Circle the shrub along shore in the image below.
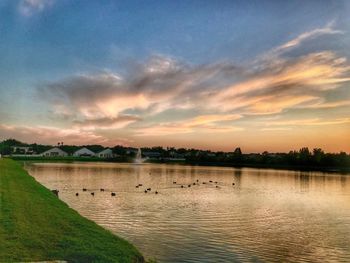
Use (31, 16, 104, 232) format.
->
(0, 158, 144, 262)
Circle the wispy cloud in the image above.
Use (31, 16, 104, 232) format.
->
(0, 124, 132, 146)
(297, 100, 350, 109)
(18, 0, 54, 16)
(268, 20, 343, 57)
(0, 124, 103, 144)
(40, 50, 349, 122)
(33, 22, 350, 141)
(214, 51, 350, 114)
(135, 114, 242, 136)
(266, 117, 350, 127)
(73, 115, 142, 130)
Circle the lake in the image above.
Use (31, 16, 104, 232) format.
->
(25, 162, 350, 262)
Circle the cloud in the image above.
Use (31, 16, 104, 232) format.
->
(73, 115, 142, 130)
(296, 100, 350, 109)
(18, 0, 54, 16)
(268, 20, 343, 57)
(39, 57, 242, 123)
(213, 51, 350, 114)
(36, 23, 350, 139)
(0, 124, 132, 146)
(266, 117, 350, 127)
(135, 114, 243, 136)
(0, 124, 103, 144)
(41, 51, 349, 119)
(261, 127, 292, 131)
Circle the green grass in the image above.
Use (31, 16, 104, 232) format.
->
(0, 158, 144, 262)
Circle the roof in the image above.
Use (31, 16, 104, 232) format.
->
(97, 148, 113, 154)
(41, 147, 68, 154)
(73, 147, 95, 155)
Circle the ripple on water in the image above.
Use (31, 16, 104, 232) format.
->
(26, 162, 350, 263)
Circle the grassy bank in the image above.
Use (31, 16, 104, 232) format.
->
(0, 158, 144, 262)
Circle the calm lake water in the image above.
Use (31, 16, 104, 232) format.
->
(26, 162, 350, 263)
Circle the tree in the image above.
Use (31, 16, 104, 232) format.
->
(312, 148, 324, 165)
(299, 147, 311, 165)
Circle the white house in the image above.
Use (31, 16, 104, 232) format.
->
(11, 146, 34, 155)
(96, 148, 114, 158)
(73, 147, 95, 157)
(41, 147, 68, 157)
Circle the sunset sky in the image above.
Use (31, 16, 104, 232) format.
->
(0, 0, 349, 152)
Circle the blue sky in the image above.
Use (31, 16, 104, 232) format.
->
(0, 0, 349, 152)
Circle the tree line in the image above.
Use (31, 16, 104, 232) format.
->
(1, 139, 349, 171)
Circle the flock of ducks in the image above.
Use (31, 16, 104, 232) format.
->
(52, 175, 236, 198)
(64, 179, 236, 198)
(74, 188, 118, 197)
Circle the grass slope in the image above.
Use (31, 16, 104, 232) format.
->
(0, 158, 144, 262)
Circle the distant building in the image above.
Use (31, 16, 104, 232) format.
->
(125, 147, 138, 155)
(169, 151, 185, 159)
(41, 147, 68, 157)
(73, 147, 95, 157)
(11, 146, 34, 155)
(143, 151, 161, 159)
(96, 148, 114, 158)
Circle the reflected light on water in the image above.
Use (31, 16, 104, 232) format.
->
(26, 162, 350, 263)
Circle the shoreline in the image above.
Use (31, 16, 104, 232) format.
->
(0, 158, 145, 262)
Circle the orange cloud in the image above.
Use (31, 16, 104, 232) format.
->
(28, 24, 350, 151)
(0, 124, 130, 146)
(135, 114, 242, 136)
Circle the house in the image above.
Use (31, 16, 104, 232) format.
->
(143, 151, 161, 159)
(11, 146, 34, 155)
(96, 148, 114, 158)
(41, 147, 68, 157)
(169, 151, 185, 159)
(73, 147, 95, 157)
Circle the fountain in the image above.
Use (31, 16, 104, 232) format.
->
(134, 148, 145, 164)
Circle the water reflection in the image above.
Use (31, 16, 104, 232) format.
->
(26, 162, 350, 263)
